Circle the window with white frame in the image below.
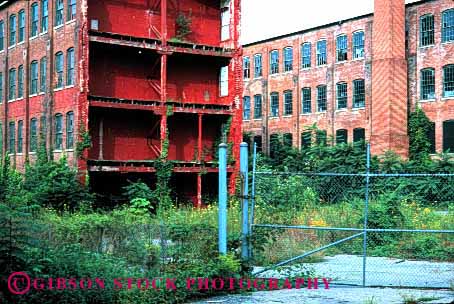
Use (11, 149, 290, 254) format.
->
(336, 34, 347, 62)
(317, 85, 327, 111)
(352, 31, 364, 59)
(337, 82, 347, 109)
(353, 79, 365, 108)
(316, 40, 327, 65)
(284, 47, 293, 72)
(302, 87, 311, 114)
(270, 50, 279, 74)
(254, 54, 262, 77)
(443, 65, 454, 98)
(420, 68, 435, 100)
(283, 90, 292, 115)
(301, 42, 311, 68)
(442, 9, 454, 43)
(253, 94, 262, 118)
(420, 14, 434, 46)
(270, 92, 279, 117)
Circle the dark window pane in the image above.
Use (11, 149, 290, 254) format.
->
(336, 129, 348, 144)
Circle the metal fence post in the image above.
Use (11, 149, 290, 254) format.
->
(362, 143, 371, 287)
(249, 142, 257, 258)
(218, 143, 228, 255)
(240, 142, 249, 261)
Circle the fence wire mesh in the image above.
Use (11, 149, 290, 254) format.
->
(251, 171, 454, 288)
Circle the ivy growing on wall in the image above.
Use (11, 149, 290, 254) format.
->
(408, 106, 434, 161)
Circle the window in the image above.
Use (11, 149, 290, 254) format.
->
(283, 90, 292, 115)
(317, 85, 327, 112)
(336, 35, 347, 62)
(427, 122, 436, 154)
(253, 94, 262, 119)
(270, 50, 279, 74)
(243, 56, 250, 79)
(443, 65, 454, 98)
(316, 130, 327, 145)
(420, 14, 434, 46)
(353, 79, 365, 108)
(40, 115, 46, 136)
(269, 134, 279, 158)
(443, 120, 454, 152)
(254, 54, 262, 77)
(420, 68, 435, 100)
(31, 2, 39, 37)
(316, 40, 327, 65)
(336, 129, 348, 144)
(8, 68, 16, 101)
(301, 131, 311, 149)
(220, 7, 230, 41)
(40, 56, 47, 92)
(17, 120, 23, 153)
(67, 0, 76, 21)
(17, 65, 23, 98)
(55, 52, 64, 89)
(8, 122, 15, 154)
(301, 43, 311, 68)
(337, 82, 347, 109)
(219, 65, 228, 96)
(353, 128, 365, 142)
(253, 135, 262, 153)
(302, 87, 311, 114)
(30, 118, 38, 152)
(66, 48, 75, 86)
(0, 123, 2, 156)
(54, 114, 63, 150)
(18, 10, 25, 42)
(66, 111, 74, 149)
(352, 31, 364, 59)
(442, 9, 454, 43)
(41, 0, 48, 32)
(0, 20, 4, 51)
(270, 92, 279, 117)
(283, 133, 292, 147)
(9, 14, 16, 46)
(0, 73, 3, 103)
(30, 61, 38, 94)
(284, 47, 293, 72)
(56, 0, 64, 27)
(243, 96, 250, 120)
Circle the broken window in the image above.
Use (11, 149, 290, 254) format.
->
(56, 0, 64, 27)
(420, 14, 434, 46)
(54, 114, 63, 150)
(316, 40, 327, 66)
(352, 31, 364, 59)
(301, 131, 312, 149)
(336, 129, 348, 144)
(336, 34, 347, 62)
(301, 42, 311, 68)
(17, 120, 23, 153)
(41, 0, 48, 33)
(67, 48, 75, 86)
(443, 120, 454, 152)
(270, 92, 279, 117)
(243, 56, 250, 79)
(0, 20, 4, 51)
(17, 65, 23, 98)
(66, 111, 74, 149)
(243, 96, 251, 120)
(353, 128, 365, 142)
(18, 10, 25, 42)
(284, 47, 293, 72)
(254, 54, 262, 77)
(68, 0, 76, 21)
(31, 60, 38, 94)
(219, 65, 228, 96)
(40, 57, 47, 92)
(353, 79, 365, 108)
(442, 9, 454, 43)
(302, 87, 311, 114)
(283, 90, 293, 115)
(31, 2, 39, 37)
(317, 85, 327, 112)
(420, 68, 435, 100)
(254, 94, 262, 118)
(8, 121, 15, 154)
(443, 65, 454, 98)
(9, 14, 16, 46)
(30, 118, 38, 152)
(270, 50, 279, 74)
(8, 68, 16, 100)
(336, 82, 347, 109)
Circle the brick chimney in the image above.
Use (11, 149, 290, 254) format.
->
(370, 0, 409, 157)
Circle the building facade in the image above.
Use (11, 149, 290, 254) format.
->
(242, 0, 454, 157)
(0, 0, 242, 205)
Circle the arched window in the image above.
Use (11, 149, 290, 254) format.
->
(443, 65, 454, 98)
(8, 68, 16, 100)
(302, 87, 311, 114)
(0, 20, 4, 50)
(442, 9, 454, 43)
(243, 96, 250, 120)
(55, 51, 64, 88)
(283, 47, 293, 72)
(270, 92, 279, 117)
(66, 47, 75, 86)
(420, 14, 434, 46)
(301, 43, 311, 68)
(17, 65, 23, 98)
(270, 50, 279, 74)
(253, 94, 262, 119)
(18, 10, 25, 42)
(30, 3, 39, 37)
(352, 31, 364, 59)
(66, 111, 74, 149)
(30, 118, 38, 152)
(316, 40, 327, 65)
(54, 113, 63, 150)
(41, 0, 48, 33)
(317, 85, 327, 112)
(9, 14, 16, 46)
(30, 61, 39, 94)
(283, 90, 293, 115)
(353, 128, 365, 142)
(40, 57, 47, 92)
(17, 120, 23, 153)
(55, 0, 64, 26)
(336, 34, 347, 62)
(67, 0, 76, 21)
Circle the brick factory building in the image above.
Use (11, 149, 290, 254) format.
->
(242, 0, 454, 157)
(0, 0, 242, 206)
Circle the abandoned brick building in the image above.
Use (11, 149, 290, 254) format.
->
(242, 0, 454, 157)
(0, 0, 242, 205)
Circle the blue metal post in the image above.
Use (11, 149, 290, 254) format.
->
(249, 142, 257, 258)
(240, 142, 249, 261)
(362, 143, 371, 287)
(218, 143, 228, 255)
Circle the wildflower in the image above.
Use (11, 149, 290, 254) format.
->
(423, 208, 431, 214)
